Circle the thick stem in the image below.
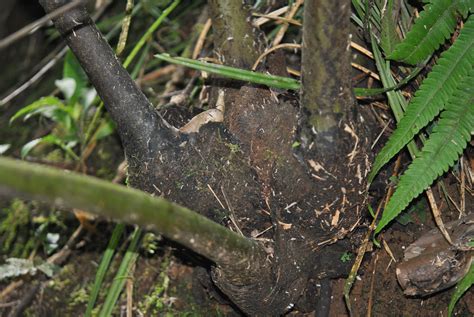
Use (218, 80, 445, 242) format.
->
(301, 0, 354, 132)
(208, 0, 261, 68)
(0, 157, 265, 268)
(38, 0, 172, 160)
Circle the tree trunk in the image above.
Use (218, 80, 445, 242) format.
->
(37, 0, 375, 315)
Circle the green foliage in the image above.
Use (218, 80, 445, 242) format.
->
(10, 51, 114, 161)
(376, 69, 473, 234)
(370, 15, 474, 183)
(155, 54, 301, 90)
(372, 13, 474, 235)
(388, 0, 473, 64)
(0, 199, 30, 254)
(380, 0, 400, 55)
(448, 263, 474, 316)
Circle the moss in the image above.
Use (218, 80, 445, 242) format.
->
(0, 199, 31, 255)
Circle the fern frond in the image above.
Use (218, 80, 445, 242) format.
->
(388, 0, 471, 65)
(375, 69, 474, 234)
(368, 15, 474, 183)
(380, 0, 400, 55)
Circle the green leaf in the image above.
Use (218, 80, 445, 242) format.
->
(155, 54, 301, 90)
(380, 0, 400, 55)
(55, 78, 77, 102)
(10, 97, 65, 124)
(369, 16, 474, 183)
(21, 139, 43, 159)
(21, 134, 79, 160)
(448, 263, 474, 316)
(99, 227, 141, 317)
(63, 50, 88, 103)
(0, 144, 10, 155)
(388, 0, 472, 64)
(85, 224, 125, 317)
(375, 68, 474, 234)
(94, 120, 116, 141)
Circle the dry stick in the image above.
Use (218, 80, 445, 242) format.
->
(252, 43, 301, 70)
(367, 254, 379, 317)
(0, 1, 112, 107)
(253, 12, 301, 26)
(192, 18, 212, 59)
(0, 46, 68, 106)
(351, 62, 380, 80)
(116, 0, 134, 56)
(426, 188, 452, 244)
(272, 0, 303, 46)
(0, 0, 85, 50)
(139, 64, 177, 83)
(253, 6, 289, 26)
(350, 42, 374, 59)
(460, 157, 466, 215)
(126, 261, 136, 317)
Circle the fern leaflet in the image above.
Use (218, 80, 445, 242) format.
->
(388, 0, 472, 64)
(375, 69, 474, 234)
(368, 15, 474, 183)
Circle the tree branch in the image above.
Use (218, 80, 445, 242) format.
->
(0, 157, 265, 268)
(38, 0, 174, 160)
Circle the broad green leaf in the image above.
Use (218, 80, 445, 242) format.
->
(55, 78, 76, 101)
(0, 144, 10, 155)
(10, 97, 64, 124)
(63, 50, 88, 103)
(21, 139, 43, 159)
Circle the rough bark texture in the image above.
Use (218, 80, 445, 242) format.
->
(39, 0, 374, 315)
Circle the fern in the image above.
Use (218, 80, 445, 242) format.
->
(380, 0, 400, 55)
(375, 68, 474, 234)
(388, 0, 472, 64)
(368, 15, 474, 183)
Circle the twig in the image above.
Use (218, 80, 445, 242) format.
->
(426, 187, 452, 244)
(252, 43, 301, 70)
(0, 46, 68, 106)
(0, 0, 85, 51)
(192, 18, 212, 59)
(367, 254, 378, 317)
(272, 0, 303, 46)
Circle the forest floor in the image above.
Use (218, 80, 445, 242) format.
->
(0, 1, 473, 316)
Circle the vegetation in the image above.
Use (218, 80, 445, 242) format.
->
(0, 0, 472, 315)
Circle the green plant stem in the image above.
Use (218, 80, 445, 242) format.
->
(123, 0, 180, 69)
(99, 226, 141, 317)
(85, 223, 125, 317)
(0, 157, 263, 267)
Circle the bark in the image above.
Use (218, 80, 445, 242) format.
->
(301, 0, 354, 134)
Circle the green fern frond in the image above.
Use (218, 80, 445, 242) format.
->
(380, 0, 400, 55)
(388, 0, 472, 64)
(368, 15, 474, 183)
(375, 69, 474, 234)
